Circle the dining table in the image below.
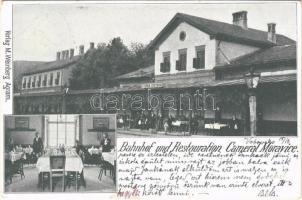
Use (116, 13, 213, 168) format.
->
(204, 123, 228, 135)
(171, 120, 189, 133)
(5, 151, 26, 181)
(88, 148, 102, 155)
(102, 152, 115, 166)
(5, 151, 25, 163)
(36, 151, 84, 191)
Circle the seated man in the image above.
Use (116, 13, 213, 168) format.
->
(75, 140, 85, 155)
(100, 133, 111, 152)
(74, 140, 87, 162)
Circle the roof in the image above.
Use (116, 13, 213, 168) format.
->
(115, 65, 154, 80)
(215, 44, 296, 69)
(22, 55, 80, 76)
(149, 13, 295, 49)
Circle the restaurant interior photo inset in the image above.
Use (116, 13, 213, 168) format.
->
(4, 114, 116, 193)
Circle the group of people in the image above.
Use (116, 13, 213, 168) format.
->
(117, 112, 242, 135)
(75, 133, 112, 153)
(7, 130, 113, 159)
(118, 113, 202, 135)
(75, 133, 112, 163)
(7, 132, 44, 156)
(118, 113, 162, 130)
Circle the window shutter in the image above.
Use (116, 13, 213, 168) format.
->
(193, 58, 197, 69)
(166, 62, 170, 72)
(160, 63, 164, 72)
(200, 54, 205, 69)
(176, 60, 180, 71)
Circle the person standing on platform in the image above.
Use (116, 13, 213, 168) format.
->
(229, 115, 240, 135)
(33, 132, 43, 157)
(164, 119, 169, 135)
(215, 106, 221, 123)
(168, 115, 173, 133)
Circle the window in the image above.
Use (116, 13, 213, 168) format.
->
(27, 77, 31, 88)
(160, 52, 171, 73)
(49, 73, 53, 86)
(193, 45, 205, 69)
(46, 115, 78, 147)
(38, 75, 42, 87)
(22, 77, 27, 89)
(179, 31, 186, 41)
(55, 72, 60, 85)
(176, 49, 187, 71)
(32, 76, 36, 88)
(43, 74, 47, 87)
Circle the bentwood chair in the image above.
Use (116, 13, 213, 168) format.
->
(49, 155, 66, 192)
(98, 155, 114, 181)
(66, 170, 86, 191)
(5, 160, 13, 185)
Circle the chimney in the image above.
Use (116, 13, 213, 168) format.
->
(65, 50, 69, 59)
(79, 45, 84, 55)
(90, 42, 95, 49)
(56, 52, 61, 60)
(232, 11, 248, 29)
(267, 23, 276, 43)
(70, 48, 74, 59)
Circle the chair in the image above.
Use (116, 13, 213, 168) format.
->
(5, 160, 13, 185)
(66, 170, 86, 191)
(12, 159, 25, 180)
(98, 156, 114, 181)
(17, 158, 25, 179)
(49, 155, 66, 192)
(40, 172, 50, 191)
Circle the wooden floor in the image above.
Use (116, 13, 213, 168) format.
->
(5, 165, 116, 193)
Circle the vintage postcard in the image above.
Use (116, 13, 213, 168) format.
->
(0, 1, 301, 200)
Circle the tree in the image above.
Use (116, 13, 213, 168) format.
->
(69, 37, 154, 90)
(130, 42, 154, 69)
(69, 45, 110, 90)
(106, 37, 135, 76)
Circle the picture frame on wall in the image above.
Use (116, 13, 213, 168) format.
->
(93, 117, 109, 130)
(15, 117, 29, 130)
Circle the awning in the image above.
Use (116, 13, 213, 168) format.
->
(14, 73, 296, 97)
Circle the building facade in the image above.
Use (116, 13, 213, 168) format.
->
(14, 11, 297, 136)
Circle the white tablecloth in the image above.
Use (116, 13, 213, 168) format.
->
(36, 155, 84, 173)
(5, 152, 25, 162)
(205, 123, 228, 130)
(102, 152, 115, 166)
(88, 148, 102, 155)
(172, 121, 189, 126)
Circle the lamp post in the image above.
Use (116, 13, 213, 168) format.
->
(244, 70, 261, 136)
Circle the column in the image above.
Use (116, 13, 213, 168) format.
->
(249, 95, 257, 136)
